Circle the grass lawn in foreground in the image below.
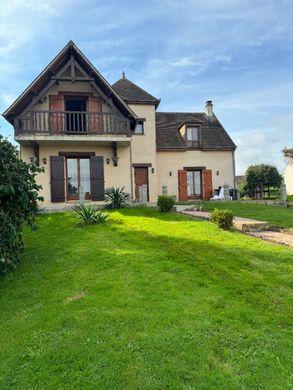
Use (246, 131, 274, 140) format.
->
(0, 207, 292, 389)
(201, 201, 293, 230)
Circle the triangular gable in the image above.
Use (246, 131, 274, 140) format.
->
(3, 41, 137, 128)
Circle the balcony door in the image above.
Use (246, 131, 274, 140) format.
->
(65, 97, 87, 133)
(66, 157, 91, 200)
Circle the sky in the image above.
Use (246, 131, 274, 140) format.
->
(0, 0, 292, 175)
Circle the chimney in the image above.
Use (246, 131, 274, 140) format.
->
(205, 100, 213, 116)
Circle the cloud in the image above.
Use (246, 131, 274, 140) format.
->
(0, 0, 292, 174)
(235, 129, 286, 175)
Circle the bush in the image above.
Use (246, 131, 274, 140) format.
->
(73, 203, 108, 225)
(157, 195, 175, 212)
(211, 208, 234, 230)
(287, 195, 293, 202)
(0, 136, 43, 275)
(105, 186, 130, 209)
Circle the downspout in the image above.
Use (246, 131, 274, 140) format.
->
(232, 150, 236, 188)
(129, 138, 134, 202)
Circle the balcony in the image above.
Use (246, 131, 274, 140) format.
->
(15, 111, 130, 137)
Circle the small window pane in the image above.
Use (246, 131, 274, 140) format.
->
(135, 121, 144, 134)
(80, 159, 90, 194)
(67, 158, 78, 195)
(187, 171, 194, 196)
(194, 171, 201, 195)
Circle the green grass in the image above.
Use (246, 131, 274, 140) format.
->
(0, 207, 292, 389)
(201, 201, 293, 230)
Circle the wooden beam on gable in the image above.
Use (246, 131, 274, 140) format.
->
(18, 79, 58, 117)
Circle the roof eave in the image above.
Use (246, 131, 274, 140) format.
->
(123, 98, 161, 109)
(3, 41, 138, 124)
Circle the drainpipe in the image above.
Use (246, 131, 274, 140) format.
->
(129, 139, 134, 201)
(232, 151, 236, 188)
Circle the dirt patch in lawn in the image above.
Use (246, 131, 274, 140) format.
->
(65, 291, 86, 303)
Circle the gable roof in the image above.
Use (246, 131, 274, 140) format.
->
(112, 76, 160, 107)
(3, 41, 137, 127)
(156, 112, 236, 151)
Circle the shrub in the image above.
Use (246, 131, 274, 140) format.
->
(72, 204, 108, 226)
(105, 186, 130, 209)
(211, 208, 234, 230)
(0, 136, 43, 275)
(157, 195, 175, 212)
(287, 194, 293, 202)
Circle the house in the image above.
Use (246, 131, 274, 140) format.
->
(284, 148, 293, 195)
(3, 41, 236, 209)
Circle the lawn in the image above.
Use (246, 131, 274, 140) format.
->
(201, 201, 293, 230)
(0, 207, 292, 389)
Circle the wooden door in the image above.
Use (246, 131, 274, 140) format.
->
(202, 169, 213, 200)
(134, 167, 149, 202)
(178, 170, 188, 201)
(88, 96, 103, 133)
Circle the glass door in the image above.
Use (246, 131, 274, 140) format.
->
(66, 158, 91, 200)
(187, 170, 202, 198)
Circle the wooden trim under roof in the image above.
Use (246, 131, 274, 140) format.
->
(2, 41, 138, 128)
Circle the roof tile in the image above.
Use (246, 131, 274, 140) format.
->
(156, 112, 236, 150)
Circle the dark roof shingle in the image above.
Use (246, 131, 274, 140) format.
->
(112, 77, 160, 107)
(156, 112, 236, 151)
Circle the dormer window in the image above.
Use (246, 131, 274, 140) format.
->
(186, 126, 199, 148)
(134, 119, 145, 134)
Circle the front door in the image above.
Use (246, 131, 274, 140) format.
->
(134, 167, 149, 202)
(186, 170, 202, 199)
(66, 157, 91, 200)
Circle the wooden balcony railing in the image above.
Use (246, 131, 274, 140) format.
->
(15, 111, 130, 136)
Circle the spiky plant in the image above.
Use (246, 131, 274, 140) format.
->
(104, 186, 130, 209)
(72, 204, 108, 226)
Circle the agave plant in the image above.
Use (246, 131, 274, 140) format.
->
(72, 203, 108, 226)
(104, 186, 130, 209)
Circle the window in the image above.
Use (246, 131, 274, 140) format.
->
(187, 170, 202, 198)
(66, 157, 90, 200)
(186, 126, 199, 148)
(134, 120, 144, 134)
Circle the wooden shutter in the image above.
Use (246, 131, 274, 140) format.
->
(88, 96, 103, 133)
(90, 156, 104, 200)
(50, 156, 65, 202)
(202, 169, 213, 200)
(49, 95, 64, 134)
(178, 170, 188, 201)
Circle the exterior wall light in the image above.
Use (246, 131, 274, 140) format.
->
(112, 156, 119, 166)
(151, 168, 155, 173)
(216, 170, 219, 176)
(106, 158, 110, 164)
(169, 171, 172, 176)
(42, 157, 47, 165)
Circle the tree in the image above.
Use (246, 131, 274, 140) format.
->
(0, 136, 43, 274)
(283, 147, 293, 159)
(243, 164, 282, 198)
